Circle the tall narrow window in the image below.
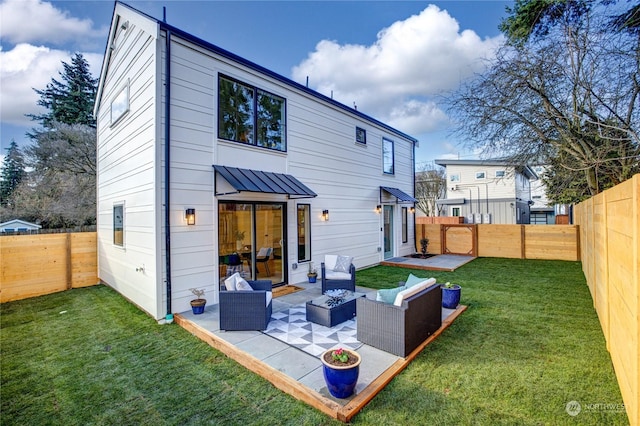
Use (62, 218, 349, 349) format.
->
(402, 207, 408, 243)
(257, 89, 285, 150)
(113, 204, 124, 247)
(382, 138, 394, 174)
(297, 204, 311, 262)
(110, 82, 129, 125)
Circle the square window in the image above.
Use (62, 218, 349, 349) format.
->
(356, 127, 366, 144)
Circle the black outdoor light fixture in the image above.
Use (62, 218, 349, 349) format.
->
(376, 205, 382, 213)
(322, 209, 330, 221)
(185, 208, 196, 225)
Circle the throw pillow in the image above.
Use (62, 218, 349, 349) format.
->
(333, 255, 353, 273)
(376, 285, 406, 304)
(224, 272, 240, 291)
(235, 277, 253, 291)
(405, 273, 425, 287)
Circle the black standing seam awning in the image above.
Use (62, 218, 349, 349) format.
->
(213, 165, 317, 199)
(380, 186, 417, 203)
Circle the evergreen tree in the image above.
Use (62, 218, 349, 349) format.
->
(28, 53, 98, 129)
(0, 140, 26, 207)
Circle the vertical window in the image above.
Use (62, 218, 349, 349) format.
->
(113, 204, 124, 247)
(110, 82, 129, 125)
(218, 75, 286, 151)
(382, 138, 394, 174)
(257, 89, 285, 150)
(402, 207, 408, 243)
(297, 204, 311, 262)
(452, 207, 461, 216)
(356, 127, 366, 144)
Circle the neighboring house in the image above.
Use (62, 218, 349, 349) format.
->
(434, 159, 537, 224)
(0, 219, 41, 234)
(529, 165, 556, 224)
(94, 2, 418, 320)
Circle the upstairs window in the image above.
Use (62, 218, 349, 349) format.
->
(382, 138, 394, 174)
(218, 75, 286, 151)
(449, 174, 460, 182)
(110, 82, 129, 125)
(495, 170, 505, 178)
(356, 127, 366, 144)
(475, 171, 486, 180)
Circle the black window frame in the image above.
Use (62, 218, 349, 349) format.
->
(218, 74, 286, 152)
(382, 137, 394, 175)
(356, 126, 366, 145)
(401, 206, 408, 243)
(297, 204, 311, 263)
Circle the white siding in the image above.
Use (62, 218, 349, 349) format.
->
(96, 7, 162, 318)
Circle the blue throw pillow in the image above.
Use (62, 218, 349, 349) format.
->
(376, 285, 407, 304)
(405, 273, 425, 288)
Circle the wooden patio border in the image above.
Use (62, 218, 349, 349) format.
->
(175, 305, 466, 422)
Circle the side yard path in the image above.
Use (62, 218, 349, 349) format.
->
(0, 258, 628, 425)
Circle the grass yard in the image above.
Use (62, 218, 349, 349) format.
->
(1, 258, 628, 425)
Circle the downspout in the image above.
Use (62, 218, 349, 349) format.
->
(164, 24, 173, 321)
(412, 141, 417, 252)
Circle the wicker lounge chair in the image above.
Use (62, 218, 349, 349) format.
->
(321, 254, 356, 293)
(219, 279, 273, 331)
(356, 282, 442, 357)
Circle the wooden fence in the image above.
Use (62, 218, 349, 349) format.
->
(575, 174, 639, 426)
(0, 232, 98, 303)
(415, 223, 580, 261)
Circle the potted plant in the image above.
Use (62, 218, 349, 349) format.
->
(190, 288, 206, 314)
(441, 281, 461, 309)
(234, 230, 246, 251)
(307, 262, 318, 283)
(420, 238, 429, 258)
(320, 348, 361, 398)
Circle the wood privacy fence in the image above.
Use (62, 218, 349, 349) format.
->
(575, 174, 639, 426)
(0, 232, 98, 303)
(415, 223, 580, 261)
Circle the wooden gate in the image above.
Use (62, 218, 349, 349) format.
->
(441, 224, 477, 256)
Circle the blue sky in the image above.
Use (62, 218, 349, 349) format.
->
(0, 0, 510, 168)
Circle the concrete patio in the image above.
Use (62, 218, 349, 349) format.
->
(175, 275, 466, 422)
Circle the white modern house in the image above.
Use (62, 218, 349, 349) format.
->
(94, 2, 418, 320)
(529, 165, 556, 224)
(434, 159, 537, 224)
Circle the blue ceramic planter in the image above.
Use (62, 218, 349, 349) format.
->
(441, 285, 461, 309)
(308, 275, 317, 283)
(191, 300, 206, 315)
(321, 350, 361, 398)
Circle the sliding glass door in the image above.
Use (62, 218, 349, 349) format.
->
(218, 202, 285, 285)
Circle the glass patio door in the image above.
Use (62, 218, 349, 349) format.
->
(218, 202, 285, 285)
(383, 205, 394, 259)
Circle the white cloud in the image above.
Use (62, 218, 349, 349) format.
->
(0, 43, 102, 127)
(292, 4, 503, 136)
(0, 0, 104, 46)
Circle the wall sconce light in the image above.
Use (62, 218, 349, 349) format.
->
(185, 208, 196, 225)
(376, 205, 382, 213)
(322, 209, 329, 221)
(410, 206, 416, 214)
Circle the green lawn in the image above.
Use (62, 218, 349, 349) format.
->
(1, 258, 627, 425)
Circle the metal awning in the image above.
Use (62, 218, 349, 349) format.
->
(213, 165, 317, 199)
(380, 186, 417, 203)
(436, 198, 466, 205)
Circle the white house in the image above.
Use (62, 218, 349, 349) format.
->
(434, 159, 537, 224)
(94, 2, 419, 320)
(0, 219, 41, 234)
(529, 165, 556, 224)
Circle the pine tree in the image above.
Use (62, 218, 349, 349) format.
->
(0, 140, 26, 207)
(28, 53, 98, 129)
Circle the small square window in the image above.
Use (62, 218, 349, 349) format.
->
(475, 171, 486, 179)
(450, 174, 460, 182)
(356, 127, 366, 144)
(495, 170, 505, 178)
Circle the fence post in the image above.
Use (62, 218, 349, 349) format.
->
(66, 233, 72, 290)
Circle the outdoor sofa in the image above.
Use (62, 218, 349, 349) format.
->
(356, 278, 442, 357)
